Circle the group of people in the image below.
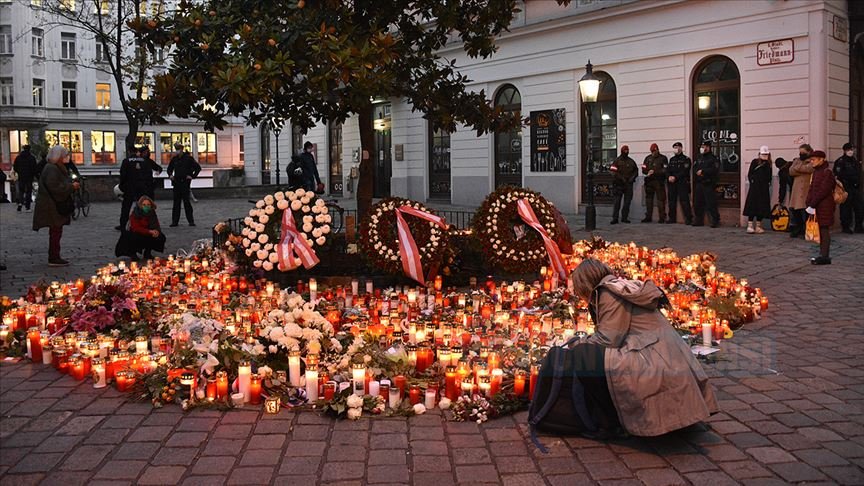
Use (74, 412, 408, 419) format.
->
(610, 141, 723, 227)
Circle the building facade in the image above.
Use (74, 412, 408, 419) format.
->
(0, 0, 245, 189)
(245, 0, 856, 223)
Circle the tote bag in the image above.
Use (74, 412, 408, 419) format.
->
(805, 215, 820, 244)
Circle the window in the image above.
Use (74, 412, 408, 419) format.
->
(0, 26, 11, 55)
(31, 28, 44, 57)
(196, 132, 217, 164)
(9, 130, 29, 165)
(238, 135, 245, 163)
(328, 122, 343, 195)
(693, 55, 741, 206)
(96, 83, 110, 109)
(291, 124, 304, 156)
(32, 79, 44, 107)
(91, 130, 116, 164)
(31, 0, 43, 7)
(136, 131, 155, 152)
(153, 48, 164, 65)
(61, 33, 76, 61)
(139, 86, 149, 100)
(429, 126, 451, 200)
(59, 0, 75, 11)
(95, 41, 108, 63)
(581, 71, 616, 203)
(159, 132, 191, 164)
(62, 81, 76, 108)
(494, 84, 522, 188)
(44, 130, 84, 164)
(93, 0, 109, 15)
(0, 78, 12, 105)
(260, 125, 271, 185)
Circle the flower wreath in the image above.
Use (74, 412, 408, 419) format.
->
(359, 198, 450, 278)
(238, 189, 332, 271)
(472, 186, 560, 274)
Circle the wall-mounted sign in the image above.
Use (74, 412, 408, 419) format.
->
(530, 109, 566, 172)
(394, 144, 404, 161)
(833, 15, 848, 42)
(757, 39, 794, 66)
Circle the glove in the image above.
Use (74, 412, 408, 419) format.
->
(805, 207, 816, 215)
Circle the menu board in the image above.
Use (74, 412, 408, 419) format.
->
(530, 109, 566, 172)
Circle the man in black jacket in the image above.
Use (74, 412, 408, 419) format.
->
(13, 145, 37, 212)
(139, 147, 163, 198)
(610, 145, 637, 224)
(834, 142, 863, 234)
(641, 143, 668, 223)
(299, 141, 322, 192)
(693, 141, 721, 227)
(666, 142, 693, 225)
(167, 142, 201, 226)
(117, 146, 162, 231)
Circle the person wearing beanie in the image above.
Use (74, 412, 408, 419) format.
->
(666, 142, 693, 225)
(833, 142, 862, 234)
(743, 146, 773, 234)
(805, 150, 836, 264)
(775, 156, 793, 206)
(610, 145, 638, 224)
(693, 141, 721, 227)
(641, 143, 668, 223)
(788, 144, 814, 238)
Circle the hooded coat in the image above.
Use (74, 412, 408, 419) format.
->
(586, 276, 718, 436)
(805, 163, 836, 225)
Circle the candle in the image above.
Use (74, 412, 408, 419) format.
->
(368, 380, 380, 398)
(445, 366, 458, 401)
(288, 350, 302, 387)
(352, 364, 366, 396)
(238, 361, 252, 403)
(514, 370, 526, 397)
(309, 278, 318, 301)
(206, 377, 217, 401)
(388, 385, 401, 408)
(702, 322, 712, 346)
(351, 279, 359, 296)
(379, 383, 390, 402)
(180, 372, 196, 401)
(409, 385, 421, 405)
(28, 327, 42, 363)
(365, 280, 373, 295)
(231, 392, 245, 407)
(249, 374, 262, 405)
(92, 358, 107, 388)
(438, 346, 451, 366)
(479, 376, 492, 397)
(216, 371, 229, 400)
(393, 375, 407, 399)
(116, 371, 128, 392)
(70, 356, 85, 381)
(425, 388, 437, 409)
(529, 365, 539, 399)
(491, 368, 503, 396)
(134, 336, 148, 355)
(305, 365, 319, 402)
(324, 381, 336, 401)
(461, 380, 473, 396)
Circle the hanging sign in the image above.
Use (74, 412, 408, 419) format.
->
(757, 39, 794, 66)
(530, 109, 566, 172)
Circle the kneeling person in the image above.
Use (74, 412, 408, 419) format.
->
(116, 196, 166, 260)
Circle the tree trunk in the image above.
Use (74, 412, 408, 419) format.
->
(356, 102, 375, 220)
(125, 121, 139, 154)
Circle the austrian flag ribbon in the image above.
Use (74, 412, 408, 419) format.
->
(276, 209, 320, 271)
(396, 205, 448, 285)
(516, 198, 567, 280)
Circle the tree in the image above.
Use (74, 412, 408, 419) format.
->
(144, 0, 568, 217)
(37, 0, 167, 152)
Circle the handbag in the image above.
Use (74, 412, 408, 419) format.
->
(805, 214, 820, 244)
(834, 180, 848, 205)
(770, 204, 789, 232)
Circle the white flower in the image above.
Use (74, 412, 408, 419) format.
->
(253, 260, 263, 268)
(315, 199, 325, 207)
(245, 249, 253, 257)
(248, 231, 258, 241)
(257, 365, 273, 377)
(296, 188, 306, 198)
(312, 206, 321, 214)
(259, 214, 270, 225)
(347, 394, 364, 408)
(302, 223, 313, 233)
(413, 403, 426, 415)
(306, 340, 321, 354)
(269, 345, 279, 354)
(256, 200, 265, 209)
(438, 397, 452, 410)
(257, 250, 268, 261)
(303, 215, 313, 224)
(291, 200, 302, 211)
(265, 243, 274, 251)
(312, 228, 322, 238)
(251, 243, 261, 252)
(363, 354, 372, 364)
(258, 234, 269, 244)
(264, 195, 275, 206)
(262, 261, 273, 271)
(321, 225, 330, 234)
(275, 191, 285, 201)
(302, 205, 311, 213)
(242, 238, 251, 247)
(346, 408, 362, 420)
(316, 237, 326, 246)
(268, 252, 279, 263)
(249, 209, 258, 217)
(264, 205, 275, 215)
(277, 199, 290, 210)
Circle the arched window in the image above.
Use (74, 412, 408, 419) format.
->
(693, 55, 741, 206)
(494, 84, 522, 188)
(328, 121, 343, 195)
(581, 72, 616, 203)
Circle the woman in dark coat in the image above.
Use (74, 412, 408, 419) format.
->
(33, 146, 78, 266)
(805, 150, 836, 265)
(115, 195, 166, 260)
(743, 146, 773, 234)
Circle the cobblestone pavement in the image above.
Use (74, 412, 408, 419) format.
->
(2, 198, 864, 485)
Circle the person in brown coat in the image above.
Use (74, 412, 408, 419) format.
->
(805, 150, 836, 265)
(571, 259, 718, 437)
(32, 145, 79, 266)
(788, 144, 814, 237)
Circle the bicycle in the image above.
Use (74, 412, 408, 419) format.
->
(71, 174, 91, 220)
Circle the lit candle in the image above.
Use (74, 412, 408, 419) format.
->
(324, 381, 336, 401)
(352, 363, 366, 396)
(409, 384, 421, 405)
(134, 335, 148, 355)
(425, 388, 437, 409)
(388, 385, 401, 408)
(479, 376, 492, 397)
(438, 346, 451, 366)
(702, 322, 712, 346)
(309, 278, 318, 302)
(445, 366, 458, 401)
(393, 375, 407, 399)
(529, 365, 539, 399)
(180, 372, 196, 401)
(491, 368, 503, 396)
(206, 377, 217, 401)
(70, 355, 85, 381)
(305, 365, 319, 402)
(368, 379, 380, 399)
(288, 350, 302, 387)
(365, 280, 373, 295)
(216, 371, 229, 400)
(351, 279, 359, 296)
(238, 361, 252, 403)
(461, 380, 473, 396)
(28, 327, 42, 363)
(249, 374, 262, 405)
(514, 370, 526, 397)
(92, 358, 106, 388)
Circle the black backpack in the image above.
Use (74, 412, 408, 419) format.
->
(527, 338, 598, 452)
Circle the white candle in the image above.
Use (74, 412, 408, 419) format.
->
(309, 279, 317, 302)
(425, 389, 436, 409)
(352, 364, 366, 396)
(288, 351, 302, 387)
(92, 360, 106, 388)
(351, 279, 359, 296)
(42, 345, 53, 365)
(702, 323, 712, 346)
(345, 294, 353, 308)
(25, 337, 32, 359)
(231, 392, 245, 407)
(238, 361, 252, 403)
(368, 380, 380, 398)
(305, 367, 319, 402)
(365, 280, 373, 295)
(135, 336, 148, 355)
(388, 386, 401, 408)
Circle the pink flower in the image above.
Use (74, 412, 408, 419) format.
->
(71, 306, 116, 333)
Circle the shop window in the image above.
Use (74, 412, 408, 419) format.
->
(136, 131, 155, 153)
(494, 84, 522, 188)
(160, 132, 191, 164)
(196, 132, 217, 164)
(91, 130, 116, 164)
(9, 130, 29, 166)
(581, 72, 617, 202)
(45, 130, 84, 164)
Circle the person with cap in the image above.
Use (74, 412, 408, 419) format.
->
(167, 142, 201, 227)
(692, 141, 721, 227)
(138, 146, 163, 198)
(666, 142, 693, 225)
(788, 144, 814, 238)
(743, 146, 773, 234)
(805, 150, 836, 264)
(610, 145, 638, 224)
(641, 143, 668, 223)
(833, 142, 862, 234)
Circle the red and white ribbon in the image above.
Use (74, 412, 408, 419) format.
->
(276, 209, 320, 271)
(516, 198, 567, 280)
(396, 205, 448, 285)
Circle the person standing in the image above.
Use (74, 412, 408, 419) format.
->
(299, 141, 323, 192)
(167, 142, 201, 227)
(666, 142, 693, 225)
(138, 147, 163, 198)
(743, 146, 773, 234)
(805, 151, 836, 265)
(610, 145, 637, 224)
(693, 141, 721, 228)
(833, 143, 863, 234)
(117, 146, 160, 231)
(789, 144, 814, 238)
(13, 144, 37, 212)
(33, 146, 78, 266)
(641, 143, 667, 223)
(775, 157, 793, 206)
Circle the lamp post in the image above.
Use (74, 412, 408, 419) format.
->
(273, 122, 283, 187)
(579, 60, 601, 231)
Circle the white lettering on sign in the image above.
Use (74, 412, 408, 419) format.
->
(757, 39, 794, 66)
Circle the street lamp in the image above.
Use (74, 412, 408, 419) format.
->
(579, 60, 601, 231)
(269, 118, 284, 186)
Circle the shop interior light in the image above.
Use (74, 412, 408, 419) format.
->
(698, 95, 711, 111)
